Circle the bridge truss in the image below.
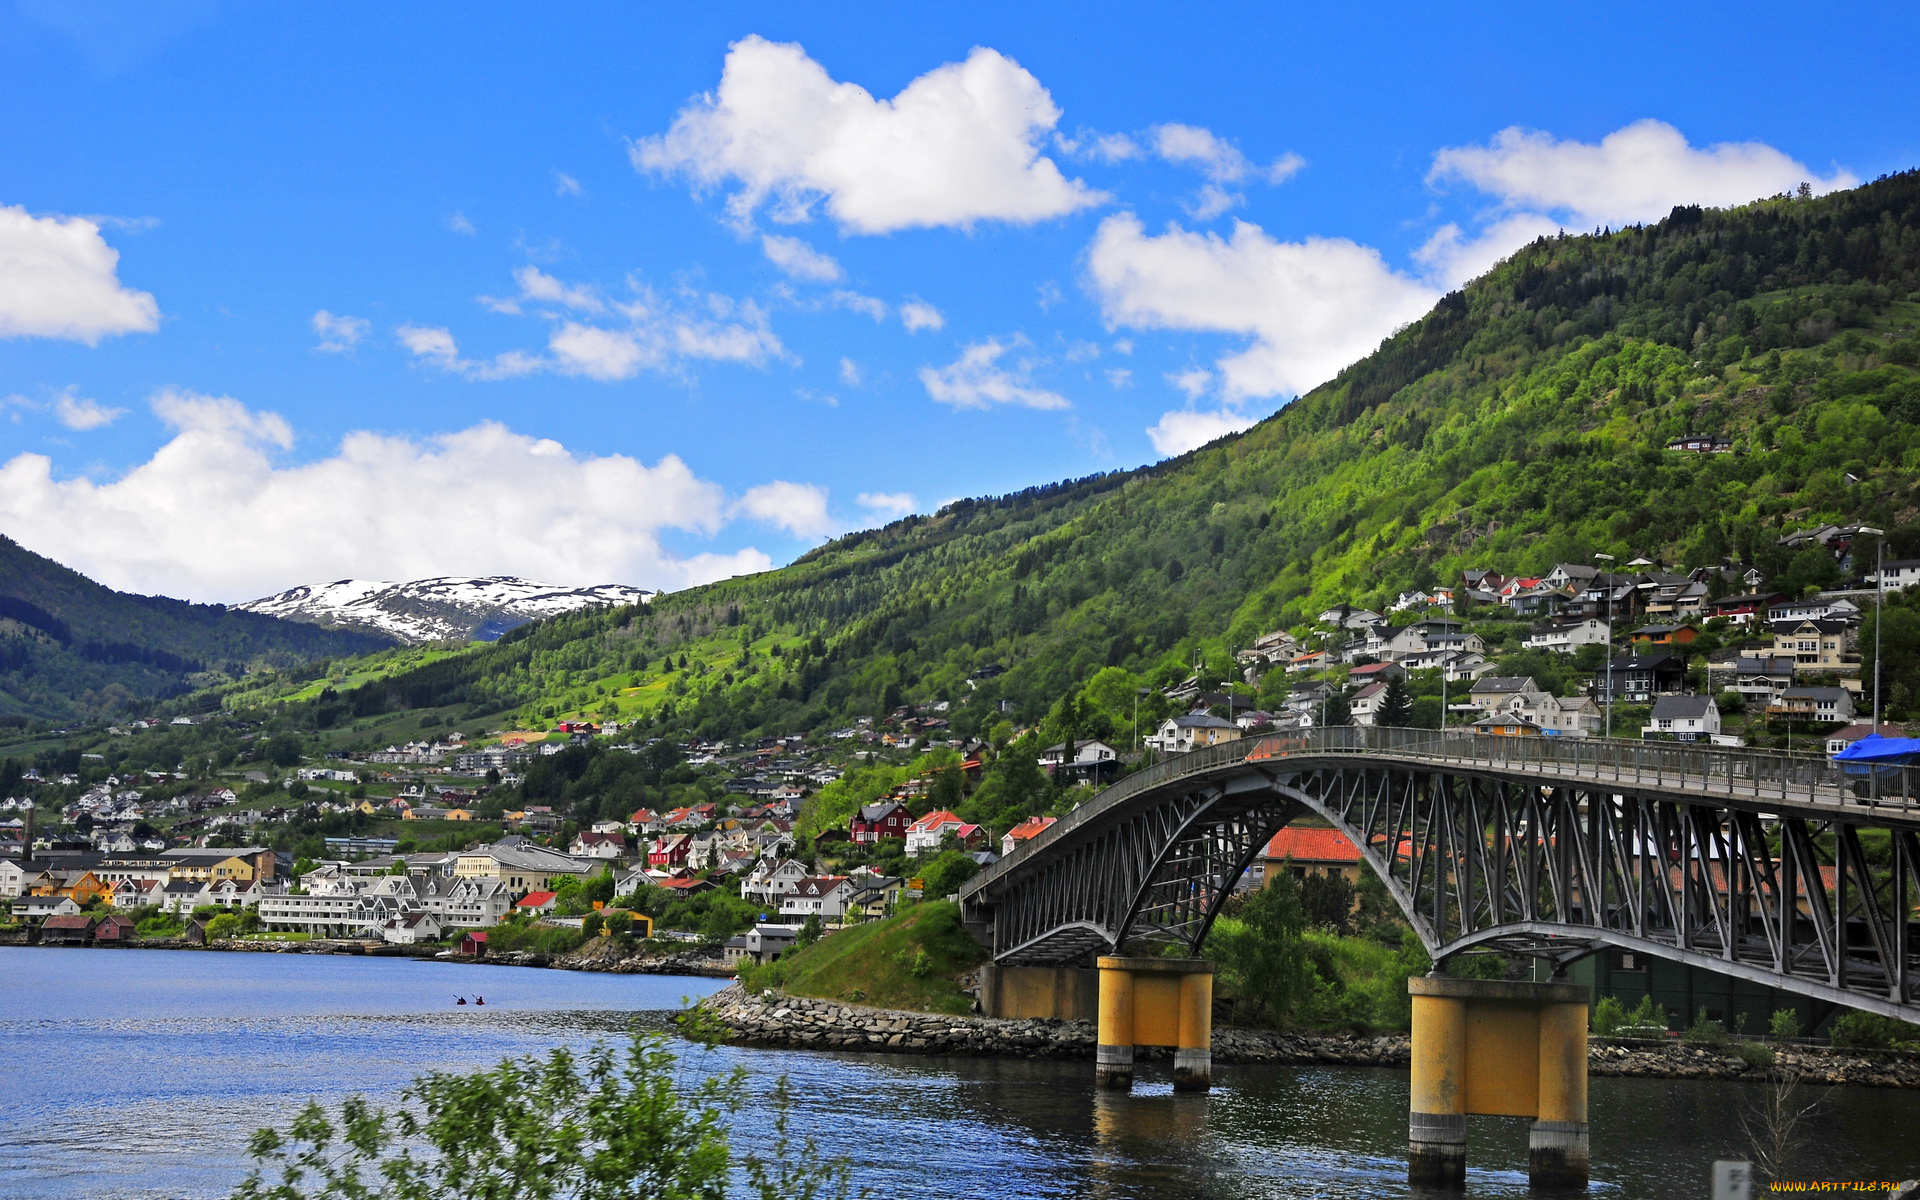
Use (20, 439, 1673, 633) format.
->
(960, 731, 1920, 1022)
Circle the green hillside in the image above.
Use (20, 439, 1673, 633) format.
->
(224, 171, 1920, 743)
(0, 535, 392, 724)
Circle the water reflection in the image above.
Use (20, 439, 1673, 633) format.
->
(2, 950, 1917, 1200)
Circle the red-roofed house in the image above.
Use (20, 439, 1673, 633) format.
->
(905, 810, 966, 856)
(1000, 816, 1058, 857)
(516, 891, 557, 914)
(656, 877, 717, 897)
(1262, 826, 1363, 885)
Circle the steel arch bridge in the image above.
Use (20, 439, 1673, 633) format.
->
(956, 727, 1920, 1022)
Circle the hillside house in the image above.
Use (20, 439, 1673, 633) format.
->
(1261, 827, 1363, 885)
(1630, 624, 1699, 650)
(569, 831, 626, 859)
(904, 810, 965, 857)
(1771, 687, 1855, 724)
(780, 876, 855, 920)
(1874, 559, 1920, 592)
(1709, 592, 1789, 625)
(1001, 815, 1058, 857)
(1038, 740, 1120, 784)
(1644, 695, 1721, 742)
(741, 858, 811, 905)
(1771, 619, 1858, 677)
(1594, 654, 1686, 704)
(1349, 681, 1391, 727)
(1522, 619, 1611, 654)
(850, 801, 911, 844)
(1146, 714, 1240, 754)
(1469, 677, 1540, 711)
(648, 834, 693, 870)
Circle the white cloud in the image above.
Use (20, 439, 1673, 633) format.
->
(555, 172, 583, 197)
(1146, 407, 1255, 457)
(1421, 120, 1858, 286)
(838, 357, 863, 386)
(735, 480, 834, 538)
(0, 391, 780, 602)
(0, 204, 159, 343)
(761, 234, 844, 282)
(1166, 367, 1212, 400)
(858, 491, 916, 520)
(311, 309, 370, 353)
(899, 299, 944, 332)
(1105, 367, 1132, 388)
(404, 271, 786, 382)
(448, 212, 476, 236)
(830, 290, 888, 321)
(1087, 212, 1438, 400)
(919, 339, 1069, 411)
(1144, 125, 1305, 218)
(634, 35, 1105, 234)
(2, 386, 126, 431)
(53, 387, 125, 431)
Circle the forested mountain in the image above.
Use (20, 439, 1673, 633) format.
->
(225, 171, 1920, 742)
(0, 536, 392, 723)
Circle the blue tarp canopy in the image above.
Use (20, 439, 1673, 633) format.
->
(1832, 735, 1920, 763)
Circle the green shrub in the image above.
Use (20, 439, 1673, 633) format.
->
(1592, 996, 1628, 1036)
(1684, 1007, 1729, 1048)
(1768, 1008, 1802, 1042)
(1829, 1010, 1920, 1050)
(1735, 1042, 1776, 1070)
(204, 912, 242, 940)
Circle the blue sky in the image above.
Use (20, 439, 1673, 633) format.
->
(1, 1, 1914, 603)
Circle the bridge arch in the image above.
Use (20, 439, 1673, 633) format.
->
(959, 729, 1920, 1023)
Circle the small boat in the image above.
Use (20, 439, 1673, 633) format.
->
(474, 996, 485, 1006)
(456, 997, 467, 1006)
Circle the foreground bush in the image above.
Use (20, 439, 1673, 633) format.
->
(231, 1029, 858, 1200)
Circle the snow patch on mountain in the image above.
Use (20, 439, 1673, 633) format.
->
(235, 577, 654, 644)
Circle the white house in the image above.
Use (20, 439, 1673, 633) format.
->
(740, 858, 811, 906)
(1644, 695, 1722, 742)
(904, 810, 967, 857)
(1875, 559, 1920, 592)
(780, 876, 856, 921)
(1522, 618, 1612, 654)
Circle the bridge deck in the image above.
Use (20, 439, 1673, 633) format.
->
(964, 727, 1920, 901)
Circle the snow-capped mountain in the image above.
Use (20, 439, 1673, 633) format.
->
(235, 577, 654, 644)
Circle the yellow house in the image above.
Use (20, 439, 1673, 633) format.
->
(444, 809, 473, 822)
(166, 848, 275, 884)
(34, 870, 110, 905)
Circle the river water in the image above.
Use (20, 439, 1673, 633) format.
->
(0, 947, 1913, 1199)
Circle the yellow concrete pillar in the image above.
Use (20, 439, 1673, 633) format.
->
(1095, 961, 1136, 1090)
(1407, 975, 1591, 1192)
(1532, 999, 1591, 1189)
(1173, 968, 1213, 1092)
(1407, 986, 1468, 1190)
(1096, 956, 1214, 1092)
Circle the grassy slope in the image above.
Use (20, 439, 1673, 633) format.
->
(209, 172, 1920, 743)
(750, 901, 984, 1015)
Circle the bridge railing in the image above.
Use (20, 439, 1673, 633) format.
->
(1097, 725, 1919, 818)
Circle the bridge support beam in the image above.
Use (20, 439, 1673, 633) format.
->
(1095, 956, 1213, 1092)
(1407, 975, 1590, 1192)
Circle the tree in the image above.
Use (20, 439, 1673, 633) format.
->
(1205, 871, 1310, 1026)
(1377, 676, 1415, 727)
(229, 1031, 857, 1200)
(1299, 870, 1356, 934)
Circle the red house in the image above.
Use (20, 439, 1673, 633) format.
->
(849, 801, 911, 844)
(648, 833, 692, 868)
(459, 931, 489, 957)
(93, 914, 138, 943)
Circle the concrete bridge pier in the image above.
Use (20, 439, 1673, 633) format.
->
(1095, 956, 1213, 1092)
(1407, 975, 1590, 1192)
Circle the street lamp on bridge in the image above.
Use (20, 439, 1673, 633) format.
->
(1594, 552, 1616, 739)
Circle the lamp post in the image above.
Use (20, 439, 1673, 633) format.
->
(1859, 527, 1886, 736)
(1594, 553, 1616, 739)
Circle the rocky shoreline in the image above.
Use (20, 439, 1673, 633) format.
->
(702, 983, 1920, 1088)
